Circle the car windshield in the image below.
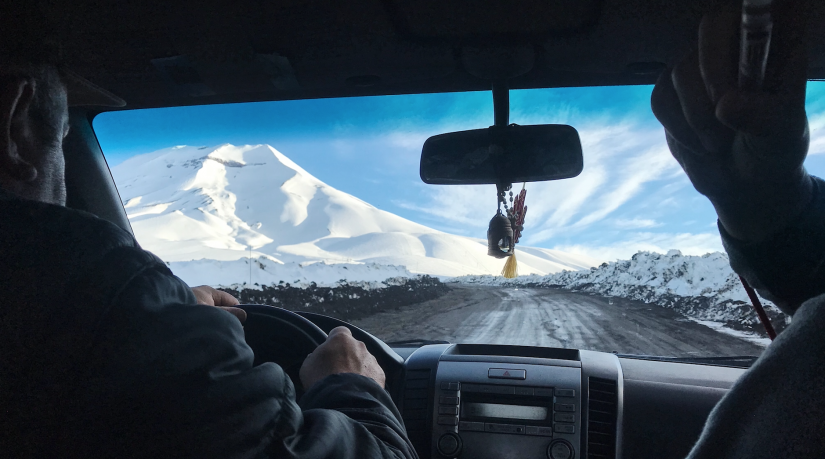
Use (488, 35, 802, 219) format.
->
(95, 83, 825, 359)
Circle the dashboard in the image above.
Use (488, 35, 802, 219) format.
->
(264, 310, 748, 459)
(389, 342, 747, 459)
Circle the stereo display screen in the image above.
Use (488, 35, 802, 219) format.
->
(463, 402, 548, 421)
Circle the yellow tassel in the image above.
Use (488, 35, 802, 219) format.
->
(501, 251, 518, 278)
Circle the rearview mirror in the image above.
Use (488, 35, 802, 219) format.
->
(420, 124, 583, 185)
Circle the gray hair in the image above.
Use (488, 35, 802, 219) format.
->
(0, 63, 66, 144)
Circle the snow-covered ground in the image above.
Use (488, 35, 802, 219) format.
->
(114, 144, 597, 287)
(455, 250, 785, 345)
(168, 257, 415, 290)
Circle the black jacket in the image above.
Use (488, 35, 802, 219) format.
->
(0, 191, 417, 459)
(686, 176, 825, 459)
(721, 176, 825, 315)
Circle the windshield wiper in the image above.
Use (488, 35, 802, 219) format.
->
(617, 354, 759, 368)
(386, 339, 451, 347)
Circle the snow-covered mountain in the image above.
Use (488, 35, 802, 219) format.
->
(112, 144, 597, 283)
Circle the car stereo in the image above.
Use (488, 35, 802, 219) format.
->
(432, 360, 581, 459)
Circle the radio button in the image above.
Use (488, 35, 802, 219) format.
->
(548, 440, 574, 459)
(534, 388, 554, 397)
(440, 396, 459, 405)
(460, 383, 479, 392)
(439, 406, 459, 415)
(554, 423, 575, 434)
(459, 421, 484, 432)
(485, 385, 515, 395)
(441, 390, 459, 397)
(515, 387, 534, 396)
(440, 381, 461, 391)
(462, 384, 515, 395)
(554, 403, 576, 412)
(438, 416, 459, 426)
(485, 423, 526, 434)
(437, 433, 462, 457)
(555, 389, 575, 398)
(488, 368, 527, 380)
(525, 426, 553, 436)
(554, 413, 575, 423)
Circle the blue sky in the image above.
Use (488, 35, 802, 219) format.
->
(94, 83, 825, 262)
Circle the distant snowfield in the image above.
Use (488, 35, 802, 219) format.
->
(112, 144, 598, 287)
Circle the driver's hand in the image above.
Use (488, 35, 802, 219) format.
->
(191, 285, 246, 324)
(651, 0, 812, 243)
(299, 326, 386, 391)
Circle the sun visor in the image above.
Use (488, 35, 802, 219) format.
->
(62, 69, 126, 108)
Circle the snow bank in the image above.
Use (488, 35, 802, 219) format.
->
(169, 257, 416, 290)
(455, 250, 788, 338)
(549, 250, 752, 304)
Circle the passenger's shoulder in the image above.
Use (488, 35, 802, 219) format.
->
(748, 293, 825, 375)
(782, 293, 825, 338)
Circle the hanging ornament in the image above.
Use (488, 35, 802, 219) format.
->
(512, 184, 528, 244)
(487, 183, 528, 278)
(487, 211, 514, 258)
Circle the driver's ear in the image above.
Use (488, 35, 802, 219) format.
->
(0, 76, 38, 183)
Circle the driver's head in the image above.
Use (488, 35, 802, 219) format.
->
(0, 61, 70, 206)
(0, 3, 124, 207)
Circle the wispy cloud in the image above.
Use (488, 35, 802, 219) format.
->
(553, 232, 724, 263)
(384, 131, 433, 151)
(392, 195, 483, 227)
(613, 218, 662, 229)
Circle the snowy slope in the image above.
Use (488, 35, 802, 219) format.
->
(112, 144, 597, 284)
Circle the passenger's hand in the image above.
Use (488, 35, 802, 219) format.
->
(299, 326, 386, 390)
(191, 285, 246, 324)
(651, 1, 812, 242)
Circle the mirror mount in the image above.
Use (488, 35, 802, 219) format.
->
(493, 80, 514, 192)
(492, 79, 510, 128)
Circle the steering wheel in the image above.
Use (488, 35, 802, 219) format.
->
(296, 311, 404, 374)
(238, 305, 405, 397)
(238, 305, 327, 393)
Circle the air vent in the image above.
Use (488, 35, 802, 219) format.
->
(401, 369, 432, 456)
(587, 377, 618, 459)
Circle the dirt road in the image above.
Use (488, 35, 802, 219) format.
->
(351, 285, 765, 357)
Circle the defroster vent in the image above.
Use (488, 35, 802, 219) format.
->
(402, 369, 432, 457)
(587, 377, 618, 459)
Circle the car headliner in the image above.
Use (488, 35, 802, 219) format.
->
(47, 0, 825, 111)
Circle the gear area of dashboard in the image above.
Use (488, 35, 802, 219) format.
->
(400, 344, 623, 459)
